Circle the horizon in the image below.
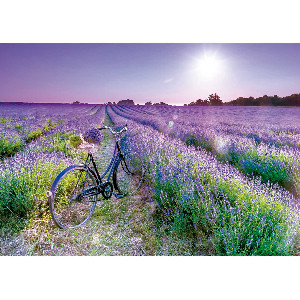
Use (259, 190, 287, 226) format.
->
(1, 90, 300, 107)
(1, 43, 300, 105)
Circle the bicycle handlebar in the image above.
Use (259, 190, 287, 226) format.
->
(98, 124, 127, 135)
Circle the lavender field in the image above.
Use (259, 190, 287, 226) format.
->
(0, 103, 106, 232)
(1, 103, 299, 255)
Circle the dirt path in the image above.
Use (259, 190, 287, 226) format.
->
(0, 113, 205, 256)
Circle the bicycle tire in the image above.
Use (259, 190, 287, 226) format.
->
(48, 165, 97, 229)
(113, 151, 145, 197)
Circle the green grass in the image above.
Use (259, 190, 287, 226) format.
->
(44, 131, 87, 161)
(42, 119, 59, 131)
(237, 149, 294, 186)
(0, 135, 24, 158)
(0, 117, 12, 123)
(0, 119, 62, 159)
(0, 161, 68, 233)
(25, 119, 59, 143)
(14, 124, 23, 130)
(25, 128, 44, 143)
(69, 135, 82, 148)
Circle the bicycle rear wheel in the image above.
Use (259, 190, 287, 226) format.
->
(48, 165, 98, 229)
(113, 151, 145, 197)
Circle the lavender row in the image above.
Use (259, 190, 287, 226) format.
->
(0, 103, 94, 136)
(112, 105, 300, 196)
(0, 104, 105, 231)
(106, 105, 299, 255)
(137, 105, 300, 149)
(0, 104, 104, 158)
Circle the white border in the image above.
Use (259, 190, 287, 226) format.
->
(0, 0, 299, 298)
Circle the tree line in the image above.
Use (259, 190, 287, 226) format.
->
(184, 93, 300, 106)
(185, 93, 222, 106)
(85, 92, 300, 106)
(225, 94, 300, 106)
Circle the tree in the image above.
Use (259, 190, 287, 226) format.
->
(145, 101, 152, 105)
(117, 99, 135, 105)
(73, 101, 80, 104)
(226, 92, 300, 106)
(153, 101, 168, 105)
(208, 93, 223, 106)
(187, 98, 210, 106)
(195, 98, 209, 106)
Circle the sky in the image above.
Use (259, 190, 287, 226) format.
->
(0, 43, 300, 105)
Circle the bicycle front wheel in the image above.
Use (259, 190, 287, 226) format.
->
(48, 165, 98, 229)
(113, 151, 145, 197)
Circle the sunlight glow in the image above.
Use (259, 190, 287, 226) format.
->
(197, 54, 224, 79)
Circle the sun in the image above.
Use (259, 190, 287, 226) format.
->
(197, 54, 223, 79)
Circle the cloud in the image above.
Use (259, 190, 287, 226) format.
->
(164, 78, 174, 83)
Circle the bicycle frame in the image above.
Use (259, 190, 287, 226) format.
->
(82, 135, 125, 194)
(47, 123, 145, 229)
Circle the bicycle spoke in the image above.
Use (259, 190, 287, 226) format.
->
(49, 166, 97, 228)
(113, 151, 145, 196)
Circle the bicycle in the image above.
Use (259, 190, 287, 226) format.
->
(46, 124, 145, 229)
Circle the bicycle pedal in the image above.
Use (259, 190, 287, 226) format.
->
(114, 193, 125, 198)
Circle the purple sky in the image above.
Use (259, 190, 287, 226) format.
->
(0, 43, 300, 105)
